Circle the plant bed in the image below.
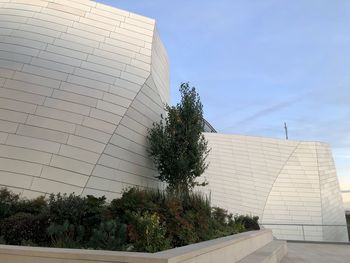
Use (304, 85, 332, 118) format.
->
(0, 187, 259, 253)
(0, 230, 275, 263)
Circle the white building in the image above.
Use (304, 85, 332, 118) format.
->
(342, 191, 350, 212)
(202, 133, 348, 242)
(0, 0, 347, 242)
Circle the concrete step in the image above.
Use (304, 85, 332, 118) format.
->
(238, 240, 288, 263)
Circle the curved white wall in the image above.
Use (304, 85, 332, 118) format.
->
(0, 0, 169, 199)
(0, 0, 346, 243)
(202, 133, 348, 242)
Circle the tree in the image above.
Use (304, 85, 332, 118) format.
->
(147, 83, 210, 193)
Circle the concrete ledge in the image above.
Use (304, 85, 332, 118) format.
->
(0, 230, 273, 263)
(238, 240, 287, 263)
(285, 240, 350, 245)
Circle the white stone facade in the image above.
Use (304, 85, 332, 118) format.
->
(0, 0, 347, 242)
(0, 0, 169, 199)
(202, 133, 348, 242)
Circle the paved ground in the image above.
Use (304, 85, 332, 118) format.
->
(282, 242, 350, 263)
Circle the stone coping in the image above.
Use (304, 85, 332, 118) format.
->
(0, 229, 272, 263)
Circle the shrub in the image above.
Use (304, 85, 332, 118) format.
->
(0, 188, 47, 219)
(0, 188, 20, 220)
(183, 193, 212, 241)
(129, 212, 171, 253)
(232, 222, 246, 233)
(47, 193, 87, 225)
(2, 212, 49, 245)
(0, 187, 259, 252)
(234, 215, 260, 231)
(47, 221, 85, 248)
(160, 194, 197, 246)
(212, 207, 230, 225)
(15, 196, 47, 215)
(109, 188, 160, 220)
(47, 193, 108, 243)
(89, 220, 127, 251)
(81, 195, 109, 238)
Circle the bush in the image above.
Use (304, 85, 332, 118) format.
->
(161, 195, 198, 246)
(2, 213, 48, 245)
(48, 193, 88, 225)
(15, 196, 48, 215)
(0, 187, 259, 252)
(89, 220, 127, 251)
(47, 221, 85, 248)
(0, 189, 49, 245)
(109, 188, 160, 220)
(129, 212, 171, 252)
(0, 189, 47, 220)
(109, 189, 214, 247)
(234, 215, 260, 231)
(47, 193, 108, 244)
(0, 188, 20, 220)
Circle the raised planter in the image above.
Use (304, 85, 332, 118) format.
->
(0, 230, 279, 263)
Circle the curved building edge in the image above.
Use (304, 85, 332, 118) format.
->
(0, 0, 346, 243)
(202, 133, 348, 242)
(0, 0, 169, 199)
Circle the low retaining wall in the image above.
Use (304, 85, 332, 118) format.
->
(0, 230, 272, 263)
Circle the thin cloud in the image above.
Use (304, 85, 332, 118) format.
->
(222, 95, 305, 131)
(236, 99, 298, 125)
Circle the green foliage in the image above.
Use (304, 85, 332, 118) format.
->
(0, 189, 49, 245)
(47, 193, 85, 224)
(148, 83, 210, 192)
(0, 187, 259, 252)
(212, 207, 229, 225)
(47, 193, 108, 244)
(209, 208, 251, 237)
(0, 188, 20, 220)
(47, 221, 85, 248)
(108, 188, 256, 248)
(15, 196, 48, 215)
(232, 222, 246, 233)
(89, 220, 127, 250)
(0, 189, 47, 220)
(2, 213, 48, 245)
(234, 215, 260, 231)
(180, 193, 212, 242)
(84, 195, 108, 226)
(109, 188, 160, 219)
(129, 212, 171, 253)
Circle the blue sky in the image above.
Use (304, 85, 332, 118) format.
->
(100, 0, 350, 189)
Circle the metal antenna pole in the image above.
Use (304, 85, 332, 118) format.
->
(284, 122, 288, 140)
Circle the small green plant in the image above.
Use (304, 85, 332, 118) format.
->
(47, 221, 85, 248)
(232, 222, 246, 234)
(234, 215, 260, 231)
(129, 212, 171, 253)
(89, 220, 127, 250)
(212, 207, 230, 225)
